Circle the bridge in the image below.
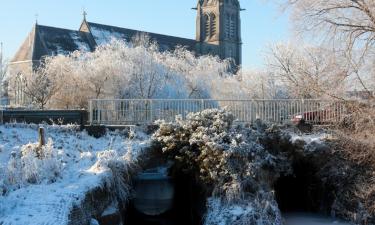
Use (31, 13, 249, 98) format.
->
(88, 99, 348, 126)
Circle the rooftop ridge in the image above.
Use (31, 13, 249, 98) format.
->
(87, 21, 197, 43)
(36, 24, 87, 34)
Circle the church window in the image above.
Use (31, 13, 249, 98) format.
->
(225, 14, 231, 39)
(230, 15, 236, 38)
(15, 73, 26, 105)
(210, 14, 217, 37)
(204, 14, 210, 40)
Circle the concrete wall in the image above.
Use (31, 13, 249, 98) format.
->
(1, 110, 88, 127)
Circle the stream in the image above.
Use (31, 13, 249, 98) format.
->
(284, 213, 353, 225)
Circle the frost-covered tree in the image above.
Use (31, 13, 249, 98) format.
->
(277, 0, 375, 94)
(43, 54, 93, 109)
(265, 43, 348, 99)
(237, 69, 289, 99)
(282, 0, 375, 55)
(39, 37, 247, 109)
(163, 47, 235, 99)
(9, 35, 282, 109)
(22, 68, 59, 109)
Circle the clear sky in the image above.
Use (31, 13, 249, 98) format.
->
(0, 0, 290, 69)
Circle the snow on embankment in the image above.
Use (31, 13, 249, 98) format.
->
(0, 124, 150, 225)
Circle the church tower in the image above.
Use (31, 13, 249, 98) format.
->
(196, 0, 242, 66)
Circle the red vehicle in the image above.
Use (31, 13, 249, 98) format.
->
(291, 107, 340, 124)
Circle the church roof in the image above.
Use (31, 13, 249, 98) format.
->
(12, 24, 94, 63)
(37, 25, 93, 56)
(12, 21, 198, 63)
(87, 22, 197, 51)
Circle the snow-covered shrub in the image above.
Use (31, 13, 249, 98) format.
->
(2, 139, 62, 194)
(90, 149, 138, 204)
(153, 109, 291, 225)
(154, 109, 290, 198)
(205, 195, 282, 225)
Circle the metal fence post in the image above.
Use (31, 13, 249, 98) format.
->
(149, 99, 153, 123)
(98, 100, 101, 125)
(89, 100, 93, 125)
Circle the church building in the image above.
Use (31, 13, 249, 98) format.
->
(9, 0, 242, 105)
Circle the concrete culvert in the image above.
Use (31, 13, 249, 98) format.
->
(124, 165, 206, 225)
(133, 167, 175, 216)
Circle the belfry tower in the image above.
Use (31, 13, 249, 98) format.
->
(196, 0, 242, 66)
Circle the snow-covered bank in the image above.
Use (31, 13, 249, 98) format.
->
(0, 124, 150, 225)
(0, 115, 370, 225)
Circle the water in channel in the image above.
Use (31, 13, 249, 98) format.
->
(284, 213, 352, 225)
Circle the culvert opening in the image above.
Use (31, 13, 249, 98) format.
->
(123, 167, 206, 225)
(274, 157, 333, 214)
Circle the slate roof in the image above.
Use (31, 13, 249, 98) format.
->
(37, 25, 93, 56)
(87, 22, 197, 51)
(12, 21, 198, 63)
(12, 24, 94, 62)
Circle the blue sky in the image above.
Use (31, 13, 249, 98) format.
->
(0, 0, 290, 68)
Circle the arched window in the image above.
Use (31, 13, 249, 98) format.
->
(15, 73, 26, 105)
(204, 14, 210, 40)
(210, 14, 217, 37)
(225, 14, 231, 39)
(230, 15, 236, 38)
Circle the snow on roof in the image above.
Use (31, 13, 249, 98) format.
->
(11, 21, 199, 63)
(88, 22, 197, 51)
(11, 24, 94, 63)
(37, 25, 93, 56)
(89, 24, 129, 46)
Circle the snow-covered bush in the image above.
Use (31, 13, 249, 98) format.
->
(2, 139, 62, 194)
(153, 109, 291, 224)
(89, 149, 138, 204)
(205, 195, 282, 225)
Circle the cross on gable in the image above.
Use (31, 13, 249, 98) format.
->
(83, 10, 87, 20)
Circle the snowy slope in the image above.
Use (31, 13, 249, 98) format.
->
(0, 124, 150, 225)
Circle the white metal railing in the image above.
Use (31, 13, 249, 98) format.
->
(88, 99, 348, 125)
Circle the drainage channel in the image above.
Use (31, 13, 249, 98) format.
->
(284, 213, 352, 225)
(123, 167, 205, 225)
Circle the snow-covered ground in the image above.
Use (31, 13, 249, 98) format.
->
(289, 131, 330, 145)
(0, 124, 150, 225)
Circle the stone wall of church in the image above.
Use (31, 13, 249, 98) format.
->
(8, 61, 35, 106)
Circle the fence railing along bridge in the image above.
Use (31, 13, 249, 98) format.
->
(88, 99, 348, 126)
